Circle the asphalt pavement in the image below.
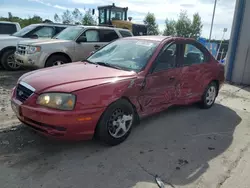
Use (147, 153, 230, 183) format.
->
(0, 81, 250, 188)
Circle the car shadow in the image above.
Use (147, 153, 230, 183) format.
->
(0, 103, 241, 188)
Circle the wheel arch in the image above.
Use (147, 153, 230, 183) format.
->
(45, 52, 72, 66)
(94, 96, 140, 138)
(0, 46, 16, 59)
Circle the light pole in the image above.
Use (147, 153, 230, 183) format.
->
(208, 0, 218, 43)
(216, 28, 227, 60)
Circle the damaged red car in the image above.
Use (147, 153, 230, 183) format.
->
(11, 36, 224, 145)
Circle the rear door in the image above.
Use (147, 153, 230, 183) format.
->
(139, 42, 182, 115)
(178, 41, 213, 102)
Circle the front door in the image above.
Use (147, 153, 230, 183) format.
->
(138, 42, 182, 116)
(74, 29, 106, 61)
(74, 28, 120, 61)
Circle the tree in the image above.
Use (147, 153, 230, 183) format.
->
(72, 8, 83, 23)
(143, 12, 159, 35)
(53, 9, 96, 25)
(175, 10, 192, 38)
(165, 11, 203, 39)
(43, 19, 53, 23)
(82, 10, 96, 25)
(8, 12, 13, 21)
(54, 13, 61, 23)
(190, 13, 203, 39)
(163, 19, 176, 36)
(62, 10, 73, 24)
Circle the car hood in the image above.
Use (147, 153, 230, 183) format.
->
(20, 62, 137, 93)
(19, 39, 71, 46)
(0, 35, 19, 40)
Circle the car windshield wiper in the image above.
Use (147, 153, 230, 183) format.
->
(84, 59, 96, 64)
(95, 62, 123, 70)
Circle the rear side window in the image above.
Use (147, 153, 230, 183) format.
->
(99, 29, 119, 42)
(0, 23, 17, 34)
(55, 27, 66, 35)
(119, 30, 132, 37)
(184, 44, 206, 66)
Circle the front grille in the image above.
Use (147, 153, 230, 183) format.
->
(16, 83, 34, 102)
(17, 45, 27, 55)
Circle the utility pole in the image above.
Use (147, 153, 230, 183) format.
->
(216, 28, 227, 60)
(208, 0, 218, 43)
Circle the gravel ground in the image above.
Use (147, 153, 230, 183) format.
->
(0, 70, 28, 129)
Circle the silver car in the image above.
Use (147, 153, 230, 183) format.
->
(15, 26, 133, 68)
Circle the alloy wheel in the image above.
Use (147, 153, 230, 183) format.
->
(108, 108, 133, 138)
(53, 61, 64, 66)
(206, 85, 216, 105)
(7, 54, 20, 69)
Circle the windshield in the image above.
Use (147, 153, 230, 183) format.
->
(12, 25, 36, 37)
(54, 27, 83, 40)
(87, 39, 159, 72)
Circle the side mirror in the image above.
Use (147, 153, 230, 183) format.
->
(30, 34, 38, 39)
(76, 36, 87, 43)
(89, 51, 95, 56)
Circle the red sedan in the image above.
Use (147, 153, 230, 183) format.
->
(11, 36, 224, 145)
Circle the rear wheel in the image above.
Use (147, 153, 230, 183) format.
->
(96, 99, 135, 146)
(1, 49, 21, 71)
(45, 55, 69, 67)
(199, 82, 217, 109)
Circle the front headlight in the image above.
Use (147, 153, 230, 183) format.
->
(27, 46, 41, 54)
(37, 93, 76, 110)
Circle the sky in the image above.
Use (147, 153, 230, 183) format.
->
(0, 0, 236, 39)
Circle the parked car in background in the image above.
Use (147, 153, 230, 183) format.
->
(15, 26, 133, 68)
(0, 21, 21, 35)
(0, 23, 73, 71)
(11, 36, 225, 145)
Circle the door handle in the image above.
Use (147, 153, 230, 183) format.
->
(169, 76, 175, 81)
(94, 45, 100, 49)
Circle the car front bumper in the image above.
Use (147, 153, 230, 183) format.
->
(14, 52, 47, 68)
(11, 94, 105, 141)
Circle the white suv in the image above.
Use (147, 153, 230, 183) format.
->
(15, 26, 133, 68)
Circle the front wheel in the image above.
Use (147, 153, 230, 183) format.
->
(1, 49, 21, 71)
(96, 99, 135, 146)
(199, 82, 218, 109)
(45, 55, 69, 67)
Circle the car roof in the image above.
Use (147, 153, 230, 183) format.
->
(67, 25, 132, 32)
(0, 21, 19, 24)
(123, 35, 171, 42)
(30, 23, 75, 27)
(123, 35, 196, 42)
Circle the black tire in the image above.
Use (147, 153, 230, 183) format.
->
(45, 55, 69, 67)
(96, 99, 135, 146)
(199, 82, 218, 109)
(1, 49, 21, 71)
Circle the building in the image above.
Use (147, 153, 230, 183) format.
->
(226, 0, 250, 84)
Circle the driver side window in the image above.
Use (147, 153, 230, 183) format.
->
(153, 43, 177, 72)
(82, 30, 100, 42)
(33, 26, 54, 38)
